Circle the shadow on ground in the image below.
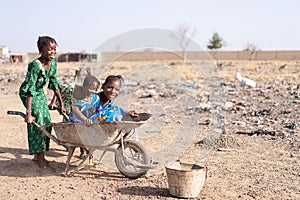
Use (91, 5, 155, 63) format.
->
(0, 146, 131, 179)
(117, 186, 170, 198)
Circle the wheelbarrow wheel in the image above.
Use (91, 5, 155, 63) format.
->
(115, 140, 150, 179)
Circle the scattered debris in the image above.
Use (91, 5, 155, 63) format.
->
(247, 109, 271, 116)
(236, 72, 256, 87)
(278, 64, 288, 71)
(217, 147, 237, 152)
(236, 129, 276, 137)
(284, 123, 297, 130)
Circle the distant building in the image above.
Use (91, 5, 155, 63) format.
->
(57, 52, 97, 62)
(9, 53, 28, 63)
(0, 45, 9, 63)
(1, 46, 99, 64)
(1, 46, 28, 64)
(27, 52, 98, 63)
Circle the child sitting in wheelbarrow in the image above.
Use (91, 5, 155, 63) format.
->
(53, 75, 139, 124)
(49, 74, 100, 123)
(49, 74, 101, 157)
(72, 74, 148, 125)
(94, 75, 138, 122)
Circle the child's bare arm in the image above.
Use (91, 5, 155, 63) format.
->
(25, 94, 34, 124)
(48, 94, 57, 109)
(54, 89, 66, 113)
(71, 105, 92, 125)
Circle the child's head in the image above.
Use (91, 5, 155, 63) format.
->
(101, 75, 124, 101)
(37, 36, 57, 60)
(83, 75, 100, 94)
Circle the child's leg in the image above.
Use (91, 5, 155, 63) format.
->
(36, 151, 48, 168)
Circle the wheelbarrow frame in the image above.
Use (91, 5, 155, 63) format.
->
(7, 110, 157, 179)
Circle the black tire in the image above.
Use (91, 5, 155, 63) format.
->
(115, 140, 150, 179)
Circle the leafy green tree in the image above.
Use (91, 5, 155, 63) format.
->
(207, 32, 223, 50)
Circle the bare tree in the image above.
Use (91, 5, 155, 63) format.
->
(244, 43, 259, 60)
(172, 23, 196, 63)
(115, 44, 121, 52)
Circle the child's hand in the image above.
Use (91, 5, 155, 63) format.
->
(48, 103, 56, 110)
(60, 105, 67, 114)
(85, 118, 93, 125)
(128, 110, 139, 117)
(25, 113, 34, 124)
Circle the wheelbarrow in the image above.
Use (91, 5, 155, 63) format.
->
(7, 110, 158, 179)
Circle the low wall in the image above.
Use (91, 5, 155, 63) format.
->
(23, 50, 300, 64)
(100, 51, 300, 61)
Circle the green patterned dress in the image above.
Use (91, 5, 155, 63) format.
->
(19, 59, 61, 155)
(55, 83, 75, 114)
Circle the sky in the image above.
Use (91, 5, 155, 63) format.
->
(0, 0, 299, 53)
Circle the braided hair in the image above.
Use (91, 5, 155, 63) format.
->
(37, 36, 57, 53)
(102, 75, 124, 87)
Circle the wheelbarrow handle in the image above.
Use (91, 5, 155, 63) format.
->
(7, 110, 26, 118)
(7, 110, 60, 145)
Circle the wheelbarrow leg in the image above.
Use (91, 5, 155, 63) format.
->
(69, 153, 90, 176)
(64, 146, 75, 176)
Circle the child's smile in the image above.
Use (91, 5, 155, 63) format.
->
(103, 80, 121, 101)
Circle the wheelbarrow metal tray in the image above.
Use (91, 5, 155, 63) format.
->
(51, 121, 145, 148)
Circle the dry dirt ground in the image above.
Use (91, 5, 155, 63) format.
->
(0, 60, 299, 200)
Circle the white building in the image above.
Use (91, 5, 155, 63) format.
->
(0, 45, 9, 63)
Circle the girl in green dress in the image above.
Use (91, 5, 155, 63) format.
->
(19, 36, 66, 168)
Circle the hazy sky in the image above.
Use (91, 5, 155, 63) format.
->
(0, 0, 299, 53)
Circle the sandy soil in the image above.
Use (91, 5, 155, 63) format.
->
(0, 60, 299, 199)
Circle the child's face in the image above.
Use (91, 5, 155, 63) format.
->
(102, 79, 121, 101)
(40, 42, 57, 61)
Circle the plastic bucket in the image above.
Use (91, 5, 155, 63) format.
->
(165, 161, 207, 198)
